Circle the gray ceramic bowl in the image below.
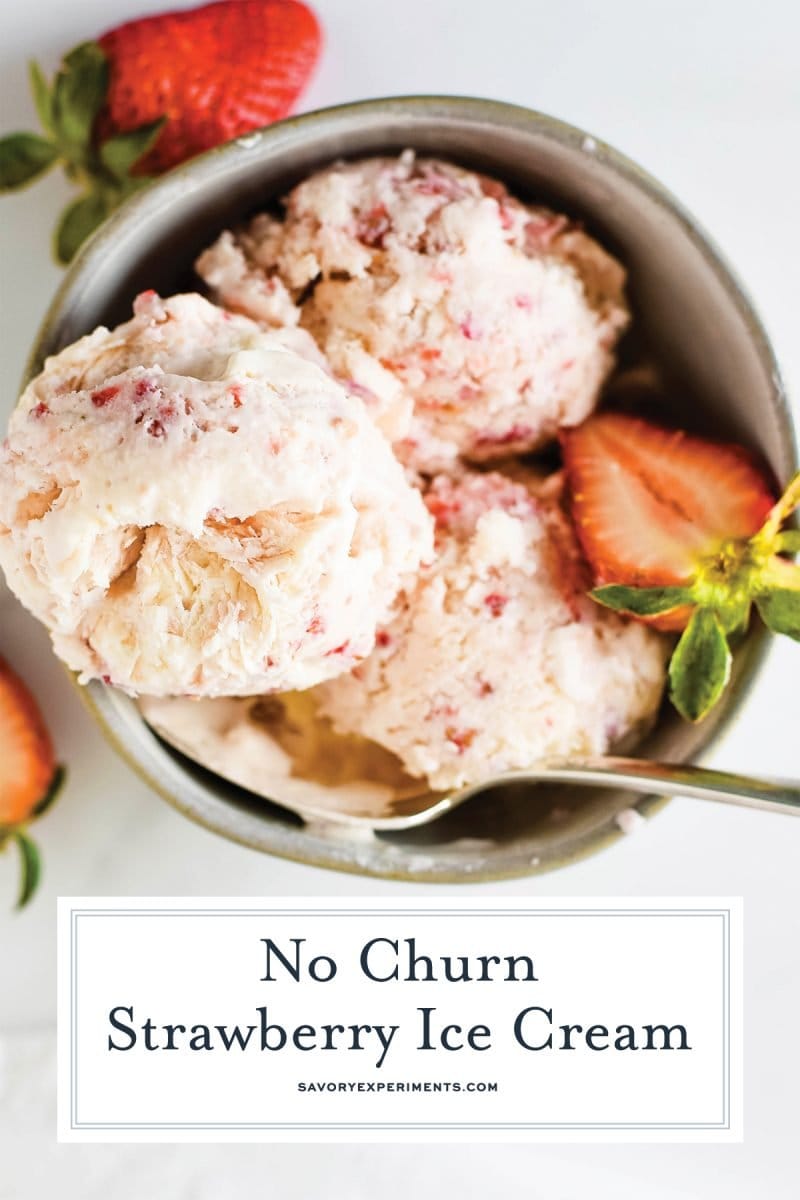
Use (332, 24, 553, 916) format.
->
(26, 97, 796, 882)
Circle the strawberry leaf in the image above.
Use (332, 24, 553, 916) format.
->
(754, 558, 800, 640)
(32, 765, 66, 819)
(52, 41, 108, 154)
(13, 831, 41, 910)
(100, 119, 165, 181)
(54, 190, 109, 264)
(668, 608, 731, 722)
(0, 133, 58, 190)
(756, 589, 800, 641)
(28, 60, 54, 135)
(591, 584, 693, 616)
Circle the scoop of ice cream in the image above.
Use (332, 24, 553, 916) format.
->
(196, 152, 629, 471)
(0, 292, 433, 697)
(315, 469, 667, 790)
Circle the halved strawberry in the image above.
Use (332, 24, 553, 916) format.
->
(560, 411, 800, 724)
(0, 656, 59, 827)
(560, 412, 776, 630)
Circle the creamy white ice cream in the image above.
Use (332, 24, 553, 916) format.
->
(0, 292, 433, 697)
(315, 469, 668, 790)
(197, 152, 629, 472)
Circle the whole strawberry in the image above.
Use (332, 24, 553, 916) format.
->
(0, 1, 322, 263)
(97, 0, 322, 174)
(0, 657, 65, 908)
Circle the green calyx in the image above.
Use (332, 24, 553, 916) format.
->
(11, 831, 41, 910)
(592, 470, 800, 723)
(0, 43, 164, 263)
(1, 766, 66, 911)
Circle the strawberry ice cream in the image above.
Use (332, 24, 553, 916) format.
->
(0, 292, 433, 698)
(196, 152, 629, 471)
(315, 470, 668, 790)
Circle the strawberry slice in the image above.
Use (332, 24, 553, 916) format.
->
(560, 412, 776, 629)
(0, 656, 59, 828)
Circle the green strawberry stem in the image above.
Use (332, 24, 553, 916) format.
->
(756, 469, 800, 543)
(0, 43, 163, 263)
(592, 469, 800, 723)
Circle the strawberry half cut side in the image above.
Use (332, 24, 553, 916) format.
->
(561, 411, 800, 721)
(560, 412, 776, 597)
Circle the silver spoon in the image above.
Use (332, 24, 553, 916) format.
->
(139, 695, 800, 831)
(392, 758, 800, 831)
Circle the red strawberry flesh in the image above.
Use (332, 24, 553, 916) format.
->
(0, 658, 57, 827)
(97, 0, 322, 174)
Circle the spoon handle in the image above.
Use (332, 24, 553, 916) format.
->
(536, 758, 800, 816)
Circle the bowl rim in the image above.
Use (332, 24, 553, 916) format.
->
(27, 95, 797, 883)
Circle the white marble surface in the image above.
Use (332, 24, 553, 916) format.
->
(1, 0, 799, 1195)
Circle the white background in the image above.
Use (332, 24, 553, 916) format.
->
(0, 0, 798, 1193)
